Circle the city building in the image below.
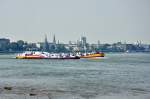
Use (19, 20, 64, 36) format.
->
(0, 38, 10, 51)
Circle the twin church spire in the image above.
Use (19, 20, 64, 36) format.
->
(44, 34, 56, 44)
(44, 34, 57, 51)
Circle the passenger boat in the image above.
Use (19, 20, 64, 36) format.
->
(16, 51, 80, 59)
(79, 52, 105, 58)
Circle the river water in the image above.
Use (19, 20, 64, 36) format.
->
(0, 53, 150, 99)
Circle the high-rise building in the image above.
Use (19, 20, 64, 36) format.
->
(81, 36, 87, 47)
(97, 40, 100, 49)
(0, 38, 10, 51)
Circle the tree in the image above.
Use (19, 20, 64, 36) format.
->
(9, 42, 19, 51)
(17, 40, 24, 51)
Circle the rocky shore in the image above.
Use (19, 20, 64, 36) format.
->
(1, 85, 150, 99)
(0, 85, 85, 99)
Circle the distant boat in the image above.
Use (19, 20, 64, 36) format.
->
(79, 44, 105, 58)
(16, 51, 80, 59)
(79, 51, 105, 58)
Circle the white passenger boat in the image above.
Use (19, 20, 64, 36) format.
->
(16, 51, 80, 59)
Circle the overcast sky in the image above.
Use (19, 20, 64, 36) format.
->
(0, 0, 150, 44)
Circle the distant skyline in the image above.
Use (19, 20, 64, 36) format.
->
(0, 0, 150, 44)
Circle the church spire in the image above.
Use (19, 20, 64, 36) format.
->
(45, 34, 48, 43)
(53, 34, 56, 44)
(44, 34, 49, 51)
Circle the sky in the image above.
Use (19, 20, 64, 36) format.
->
(0, 0, 150, 44)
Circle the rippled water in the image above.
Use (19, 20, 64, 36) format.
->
(0, 53, 150, 99)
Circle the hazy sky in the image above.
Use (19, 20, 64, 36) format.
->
(0, 0, 150, 44)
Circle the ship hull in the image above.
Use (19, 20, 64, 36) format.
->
(80, 53, 105, 58)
